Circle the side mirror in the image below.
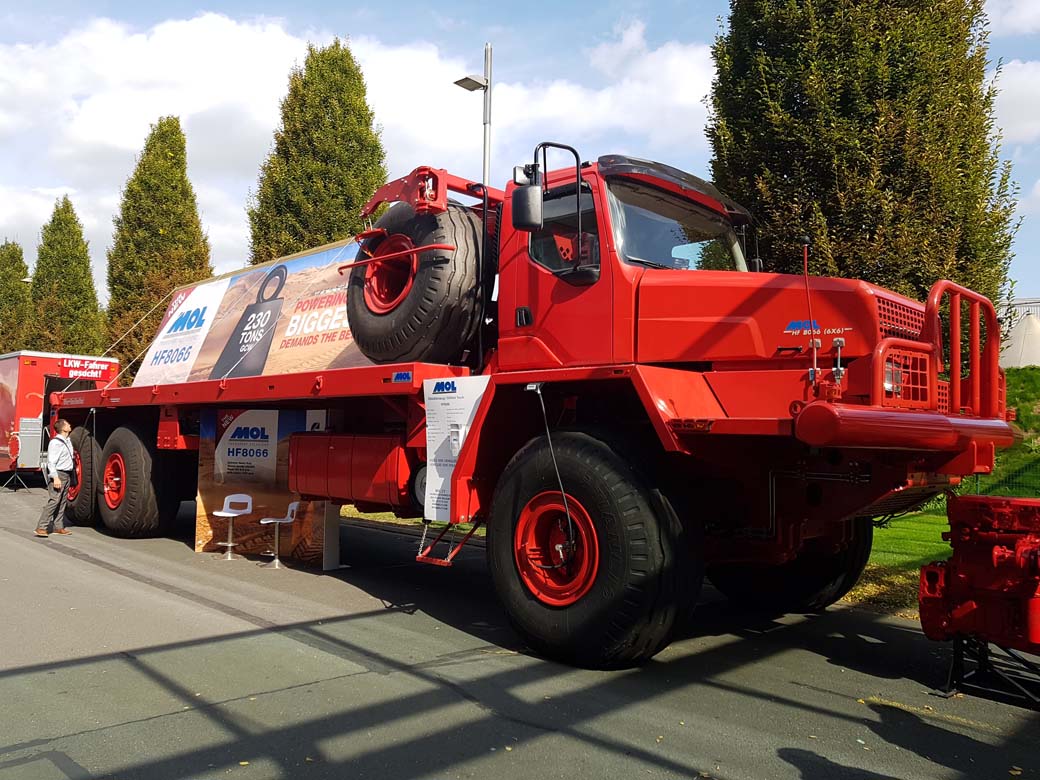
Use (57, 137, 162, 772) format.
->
(749, 257, 763, 272)
(555, 264, 600, 286)
(512, 185, 543, 232)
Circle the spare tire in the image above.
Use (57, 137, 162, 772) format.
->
(347, 202, 482, 364)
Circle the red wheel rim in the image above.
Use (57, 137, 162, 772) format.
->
(103, 453, 126, 510)
(67, 452, 82, 501)
(514, 491, 600, 607)
(363, 234, 418, 314)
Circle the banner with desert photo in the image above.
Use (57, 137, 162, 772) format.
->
(134, 239, 376, 388)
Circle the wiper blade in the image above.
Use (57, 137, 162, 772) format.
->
(626, 255, 673, 270)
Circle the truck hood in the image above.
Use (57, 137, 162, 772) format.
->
(636, 270, 924, 364)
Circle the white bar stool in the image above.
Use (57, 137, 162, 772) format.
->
(213, 493, 253, 561)
(259, 501, 299, 569)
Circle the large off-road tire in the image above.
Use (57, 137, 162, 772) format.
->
(707, 517, 873, 614)
(347, 202, 482, 364)
(98, 426, 160, 538)
(66, 426, 101, 526)
(487, 431, 701, 669)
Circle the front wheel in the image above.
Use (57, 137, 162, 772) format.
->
(487, 431, 700, 668)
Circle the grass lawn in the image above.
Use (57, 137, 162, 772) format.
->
(842, 508, 951, 618)
(340, 505, 486, 537)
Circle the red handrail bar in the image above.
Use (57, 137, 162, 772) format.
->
(919, 280, 1000, 419)
(337, 243, 456, 274)
(949, 292, 960, 414)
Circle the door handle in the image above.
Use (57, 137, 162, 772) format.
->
(515, 307, 533, 327)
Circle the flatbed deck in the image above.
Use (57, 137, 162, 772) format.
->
(54, 362, 471, 410)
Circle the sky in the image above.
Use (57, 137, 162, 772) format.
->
(1, 0, 1038, 306)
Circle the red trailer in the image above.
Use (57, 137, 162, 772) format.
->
(52, 144, 1017, 668)
(1, 351, 119, 485)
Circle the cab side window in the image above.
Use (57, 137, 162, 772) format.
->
(529, 188, 600, 274)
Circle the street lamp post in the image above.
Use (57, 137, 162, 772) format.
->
(454, 43, 492, 186)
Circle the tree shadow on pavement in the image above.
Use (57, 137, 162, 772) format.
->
(777, 747, 895, 780)
(866, 701, 1039, 778)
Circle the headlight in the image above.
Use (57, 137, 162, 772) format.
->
(883, 361, 904, 395)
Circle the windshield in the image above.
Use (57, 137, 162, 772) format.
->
(606, 178, 748, 272)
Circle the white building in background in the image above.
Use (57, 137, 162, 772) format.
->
(1001, 298, 1040, 369)
(1009, 298, 1040, 319)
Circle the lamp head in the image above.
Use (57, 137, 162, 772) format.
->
(454, 74, 487, 91)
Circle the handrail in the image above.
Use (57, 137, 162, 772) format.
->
(919, 280, 1000, 419)
(337, 243, 456, 274)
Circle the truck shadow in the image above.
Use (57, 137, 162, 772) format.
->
(336, 522, 964, 693)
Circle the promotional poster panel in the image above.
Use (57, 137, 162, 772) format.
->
(423, 376, 492, 522)
(134, 241, 377, 387)
(196, 407, 327, 566)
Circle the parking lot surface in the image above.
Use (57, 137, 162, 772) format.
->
(1, 485, 1037, 780)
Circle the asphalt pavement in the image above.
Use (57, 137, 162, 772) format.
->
(1, 482, 1037, 780)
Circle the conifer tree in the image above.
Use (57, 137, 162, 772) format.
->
(708, 0, 1018, 304)
(32, 197, 105, 354)
(107, 116, 212, 379)
(248, 39, 387, 264)
(0, 240, 32, 352)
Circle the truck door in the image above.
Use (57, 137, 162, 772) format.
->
(499, 182, 613, 370)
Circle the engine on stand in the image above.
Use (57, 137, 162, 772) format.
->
(919, 495, 1040, 705)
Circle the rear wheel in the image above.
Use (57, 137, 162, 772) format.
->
(98, 426, 160, 538)
(707, 517, 874, 613)
(67, 426, 101, 526)
(487, 431, 700, 668)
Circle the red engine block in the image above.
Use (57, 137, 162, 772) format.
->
(920, 495, 1040, 653)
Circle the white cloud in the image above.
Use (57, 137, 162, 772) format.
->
(1019, 178, 1040, 216)
(0, 15, 716, 309)
(993, 60, 1040, 144)
(986, 0, 1040, 35)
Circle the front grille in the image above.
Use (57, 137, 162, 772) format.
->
(877, 295, 924, 340)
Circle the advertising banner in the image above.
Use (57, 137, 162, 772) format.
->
(135, 280, 230, 385)
(196, 407, 328, 567)
(133, 241, 375, 387)
(423, 375, 492, 522)
(215, 409, 278, 484)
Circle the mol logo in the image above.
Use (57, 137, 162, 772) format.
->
(783, 319, 820, 334)
(432, 380, 457, 394)
(229, 425, 269, 441)
(167, 306, 208, 333)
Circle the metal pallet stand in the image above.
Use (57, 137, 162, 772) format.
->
(941, 636, 1040, 707)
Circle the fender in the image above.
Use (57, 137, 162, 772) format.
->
(630, 365, 728, 453)
(449, 379, 499, 525)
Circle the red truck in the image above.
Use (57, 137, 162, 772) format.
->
(52, 142, 1015, 668)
